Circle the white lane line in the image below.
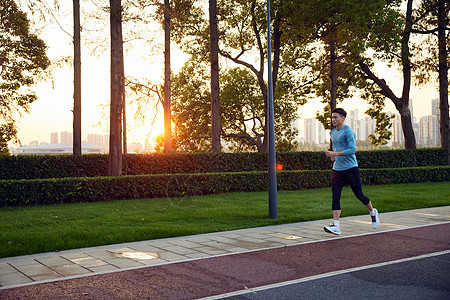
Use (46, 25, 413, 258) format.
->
(199, 250, 450, 300)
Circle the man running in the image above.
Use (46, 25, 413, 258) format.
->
(324, 108, 380, 235)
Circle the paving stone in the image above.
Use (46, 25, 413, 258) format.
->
(157, 251, 189, 261)
(128, 244, 165, 253)
(184, 252, 210, 259)
(69, 257, 108, 268)
(0, 271, 32, 287)
(161, 245, 198, 255)
(167, 240, 204, 249)
(29, 272, 63, 282)
(0, 263, 18, 275)
(36, 256, 71, 268)
(59, 251, 88, 260)
(51, 264, 92, 277)
(15, 264, 59, 277)
(83, 250, 118, 260)
(105, 247, 136, 254)
(7, 258, 39, 268)
(135, 258, 168, 266)
(101, 257, 145, 268)
(86, 264, 120, 273)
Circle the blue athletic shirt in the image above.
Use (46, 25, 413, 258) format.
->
(330, 125, 358, 171)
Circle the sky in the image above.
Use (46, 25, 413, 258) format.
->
(10, 0, 440, 148)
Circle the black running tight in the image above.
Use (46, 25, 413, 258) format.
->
(331, 167, 370, 211)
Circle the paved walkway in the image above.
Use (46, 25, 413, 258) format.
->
(1, 206, 449, 291)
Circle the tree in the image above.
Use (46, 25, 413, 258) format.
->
(109, 0, 125, 176)
(358, 0, 418, 149)
(171, 58, 300, 152)
(163, 0, 172, 153)
(436, 0, 449, 164)
(73, 0, 82, 156)
(171, 59, 212, 152)
(411, 0, 449, 163)
(209, 0, 221, 152)
(0, 124, 17, 155)
(0, 0, 50, 153)
(171, 0, 305, 152)
(284, 0, 402, 146)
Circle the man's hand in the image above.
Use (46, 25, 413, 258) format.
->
(325, 150, 335, 158)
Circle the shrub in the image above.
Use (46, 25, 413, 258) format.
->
(1, 166, 448, 207)
(0, 149, 445, 180)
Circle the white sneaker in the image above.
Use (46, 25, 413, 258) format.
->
(371, 208, 380, 229)
(324, 225, 341, 235)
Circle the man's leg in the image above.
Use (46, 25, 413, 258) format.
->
(325, 170, 344, 235)
(332, 209, 341, 221)
(348, 168, 380, 229)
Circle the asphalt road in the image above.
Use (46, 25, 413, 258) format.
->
(1, 223, 449, 299)
(221, 253, 450, 300)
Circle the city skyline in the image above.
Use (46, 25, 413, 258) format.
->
(14, 95, 442, 154)
(299, 97, 442, 148)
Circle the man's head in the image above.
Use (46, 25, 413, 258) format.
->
(331, 108, 346, 129)
(332, 108, 347, 118)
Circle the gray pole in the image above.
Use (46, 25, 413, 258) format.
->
(267, 0, 277, 219)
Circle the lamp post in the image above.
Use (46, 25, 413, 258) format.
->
(267, 0, 277, 219)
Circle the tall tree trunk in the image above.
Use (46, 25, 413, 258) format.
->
(359, 0, 416, 149)
(438, 0, 449, 164)
(329, 38, 337, 150)
(109, 0, 124, 176)
(329, 38, 337, 119)
(164, 0, 172, 153)
(122, 88, 127, 155)
(73, 0, 81, 156)
(209, 0, 221, 153)
(398, 0, 416, 149)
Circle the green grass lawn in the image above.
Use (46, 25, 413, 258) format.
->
(1, 181, 449, 258)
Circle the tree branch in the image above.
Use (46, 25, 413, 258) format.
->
(358, 60, 400, 104)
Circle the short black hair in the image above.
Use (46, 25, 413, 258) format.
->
(332, 108, 347, 117)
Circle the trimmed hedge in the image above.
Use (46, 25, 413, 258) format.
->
(1, 166, 449, 207)
(0, 148, 446, 180)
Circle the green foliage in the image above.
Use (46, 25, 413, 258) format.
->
(1, 165, 449, 207)
(220, 67, 265, 152)
(0, 0, 50, 141)
(171, 59, 212, 152)
(0, 123, 17, 155)
(171, 0, 310, 152)
(0, 154, 108, 180)
(0, 148, 446, 180)
(283, 0, 404, 141)
(171, 60, 304, 152)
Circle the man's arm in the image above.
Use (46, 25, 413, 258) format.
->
(325, 129, 356, 158)
(325, 150, 345, 158)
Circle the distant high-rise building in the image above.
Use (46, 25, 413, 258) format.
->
(304, 118, 317, 144)
(420, 115, 440, 147)
(317, 121, 326, 144)
(60, 131, 73, 145)
(364, 117, 376, 141)
(50, 132, 58, 144)
(349, 110, 365, 140)
(432, 98, 440, 116)
(392, 114, 404, 145)
(409, 98, 414, 118)
(87, 134, 104, 147)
